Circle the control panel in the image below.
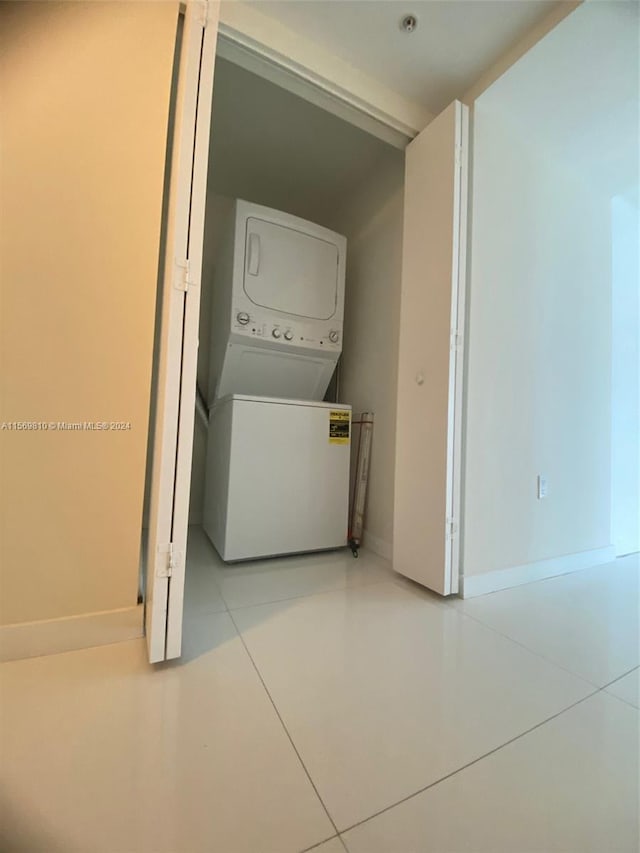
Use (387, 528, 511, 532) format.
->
(232, 308, 342, 352)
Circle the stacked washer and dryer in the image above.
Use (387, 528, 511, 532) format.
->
(202, 200, 351, 561)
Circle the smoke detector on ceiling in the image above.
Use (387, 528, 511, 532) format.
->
(400, 14, 418, 33)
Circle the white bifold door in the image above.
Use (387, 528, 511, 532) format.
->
(393, 100, 469, 596)
(145, 1, 218, 663)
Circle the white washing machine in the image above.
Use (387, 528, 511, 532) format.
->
(208, 199, 347, 403)
(203, 395, 351, 561)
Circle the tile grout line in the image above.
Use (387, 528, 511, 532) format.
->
(460, 604, 640, 698)
(598, 664, 640, 710)
(454, 608, 605, 690)
(598, 680, 640, 710)
(211, 554, 629, 697)
(223, 575, 396, 614)
(187, 544, 636, 848)
(600, 692, 640, 711)
(336, 688, 601, 839)
(189, 532, 395, 614)
(212, 540, 357, 853)
(600, 664, 639, 689)
(192, 536, 633, 841)
(299, 833, 349, 853)
(226, 607, 341, 842)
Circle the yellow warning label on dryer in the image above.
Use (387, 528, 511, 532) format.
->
(329, 410, 350, 445)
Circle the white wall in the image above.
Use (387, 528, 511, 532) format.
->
(611, 192, 640, 556)
(334, 156, 405, 557)
(463, 109, 613, 579)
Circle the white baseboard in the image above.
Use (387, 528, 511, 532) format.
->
(362, 529, 392, 561)
(0, 605, 143, 663)
(460, 544, 616, 599)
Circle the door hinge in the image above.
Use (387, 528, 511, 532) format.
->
(174, 258, 194, 292)
(199, 0, 214, 27)
(446, 518, 458, 539)
(156, 543, 179, 578)
(450, 330, 463, 351)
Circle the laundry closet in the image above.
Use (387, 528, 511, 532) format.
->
(187, 56, 405, 568)
(144, 13, 467, 663)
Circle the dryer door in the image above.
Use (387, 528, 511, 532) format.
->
(243, 217, 339, 319)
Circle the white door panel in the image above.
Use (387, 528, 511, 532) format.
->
(393, 100, 469, 596)
(145, 1, 219, 663)
(165, 4, 219, 660)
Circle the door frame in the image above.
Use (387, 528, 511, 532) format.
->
(144, 0, 219, 663)
(215, 27, 416, 149)
(164, 1, 219, 660)
(445, 102, 470, 591)
(145, 7, 470, 663)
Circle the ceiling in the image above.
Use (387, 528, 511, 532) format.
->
(244, 0, 565, 114)
(208, 1, 638, 215)
(208, 58, 402, 226)
(477, 0, 640, 197)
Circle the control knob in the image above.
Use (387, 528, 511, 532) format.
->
(236, 312, 250, 325)
(284, 330, 294, 341)
(328, 330, 339, 343)
(272, 327, 281, 339)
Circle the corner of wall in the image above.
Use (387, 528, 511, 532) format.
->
(461, 1, 582, 106)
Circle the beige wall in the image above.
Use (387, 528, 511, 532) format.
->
(0, 1, 178, 625)
(463, 111, 612, 578)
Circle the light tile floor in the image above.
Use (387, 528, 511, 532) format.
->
(1, 530, 638, 853)
(605, 667, 640, 709)
(456, 552, 639, 687)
